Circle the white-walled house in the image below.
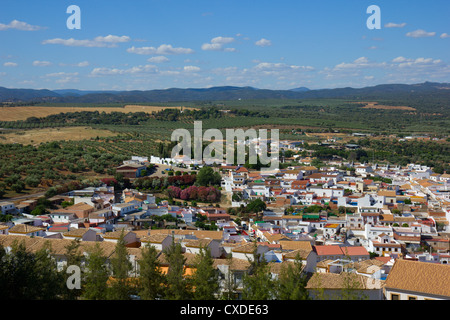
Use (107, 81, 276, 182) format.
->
(282, 169, 304, 180)
(140, 233, 173, 252)
(0, 202, 16, 215)
(182, 238, 221, 258)
(365, 224, 394, 241)
(101, 230, 139, 246)
(62, 228, 99, 241)
(112, 203, 136, 216)
(231, 242, 269, 261)
(8, 224, 46, 237)
(48, 211, 78, 224)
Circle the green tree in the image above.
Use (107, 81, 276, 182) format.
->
(45, 187, 58, 198)
(11, 181, 25, 193)
(275, 254, 309, 300)
(191, 246, 219, 300)
(61, 239, 83, 300)
(196, 166, 221, 186)
(82, 243, 109, 300)
(107, 231, 134, 300)
(339, 272, 367, 300)
(0, 240, 62, 300)
(220, 255, 239, 300)
(33, 241, 64, 300)
(246, 198, 267, 221)
(1, 240, 39, 299)
(24, 175, 41, 188)
(163, 240, 192, 300)
(242, 242, 274, 300)
(138, 243, 165, 300)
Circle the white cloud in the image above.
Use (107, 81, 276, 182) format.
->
(76, 61, 90, 67)
(3, 62, 18, 67)
(406, 29, 436, 38)
(384, 22, 406, 28)
(43, 72, 80, 84)
(394, 57, 443, 68)
(33, 60, 52, 67)
(43, 35, 131, 48)
(59, 61, 90, 67)
(201, 43, 222, 51)
(147, 56, 169, 63)
(392, 56, 408, 63)
(202, 36, 235, 51)
(90, 64, 158, 76)
(254, 62, 313, 72)
(183, 65, 200, 72)
(333, 57, 373, 70)
(440, 33, 450, 39)
(95, 35, 130, 43)
(160, 70, 181, 76)
(0, 19, 45, 31)
(127, 44, 194, 55)
(45, 72, 79, 77)
(255, 38, 272, 47)
(211, 36, 234, 45)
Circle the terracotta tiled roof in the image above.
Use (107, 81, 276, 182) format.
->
(385, 259, 450, 297)
(306, 272, 369, 290)
(213, 258, 251, 271)
(314, 245, 344, 256)
(341, 246, 370, 257)
(183, 238, 214, 248)
(140, 233, 170, 244)
(63, 228, 92, 237)
(279, 240, 312, 251)
(8, 224, 45, 234)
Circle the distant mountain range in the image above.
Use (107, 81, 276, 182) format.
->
(1, 81, 449, 104)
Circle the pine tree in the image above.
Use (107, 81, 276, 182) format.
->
(34, 241, 64, 299)
(275, 254, 309, 300)
(191, 246, 219, 300)
(82, 243, 109, 300)
(163, 240, 192, 300)
(107, 231, 134, 300)
(138, 243, 164, 300)
(242, 242, 274, 300)
(5, 240, 40, 299)
(220, 255, 238, 300)
(0, 240, 63, 299)
(340, 271, 367, 300)
(62, 239, 83, 300)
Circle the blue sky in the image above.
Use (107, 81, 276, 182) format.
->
(0, 0, 449, 90)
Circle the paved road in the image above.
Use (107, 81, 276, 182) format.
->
(3, 191, 46, 203)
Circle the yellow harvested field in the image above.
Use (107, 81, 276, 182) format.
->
(360, 102, 416, 111)
(0, 105, 194, 121)
(0, 127, 118, 145)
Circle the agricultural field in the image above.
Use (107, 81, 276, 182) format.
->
(0, 127, 118, 145)
(359, 102, 416, 111)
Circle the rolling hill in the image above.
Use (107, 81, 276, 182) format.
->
(0, 81, 449, 104)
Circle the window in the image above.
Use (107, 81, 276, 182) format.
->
(391, 294, 400, 300)
(408, 296, 417, 300)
